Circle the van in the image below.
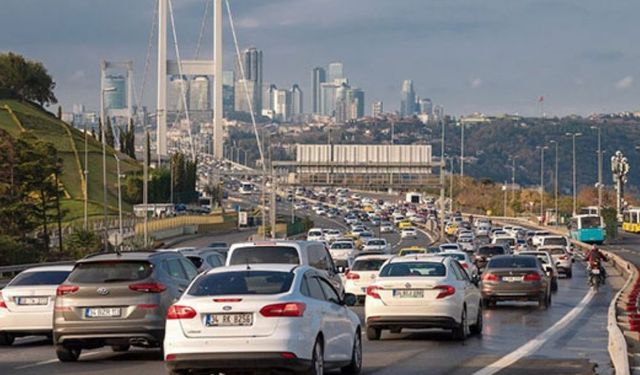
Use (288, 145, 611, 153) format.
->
(226, 240, 343, 293)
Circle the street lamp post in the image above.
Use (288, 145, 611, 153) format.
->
(591, 126, 603, 210)
(537, 145, 549, 224)
(83, 121, 89, 231)
(439, 121, 446, 238)
(114, 154, 123, 247)
(509, 156, 518, 215)
(566, 132, 582, 216)
(459, 122, 465, 178)
(549, 140, 559, 226)
(502, 183, 508, 217)
(100, 84, 116, 250)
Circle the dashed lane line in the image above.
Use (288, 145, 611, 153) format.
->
(472, 288, 596, 375)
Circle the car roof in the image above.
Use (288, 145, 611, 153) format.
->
(206, 263, 300, 274)
(390, 255, 447, 263)
(353, 254, 393, 261)
(78, 251, 161, 263)
(229, 240, 308, 249)
(538, 245, 566, 250)
(22, 265, 74, 273)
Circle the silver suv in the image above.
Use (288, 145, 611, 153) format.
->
(53, 251, 198, 361)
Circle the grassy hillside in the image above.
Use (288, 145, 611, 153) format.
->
(0, 99, 141, 219)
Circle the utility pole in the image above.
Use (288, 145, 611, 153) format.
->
(439, 121, 446, 239)
(100, 73, 109, 250)
(83, 120, 89, 231)
(143, 127, 150, 248)
(460, 122, 465, 178)
(510, 156, 517, 215)
(537, 145, 548, 224)
(591, 126, 603, 210)
(114, 154, 123, 247)
(566, 132, 582, 216)
(549, 140, 559, 226)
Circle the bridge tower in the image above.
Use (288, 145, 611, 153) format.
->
(156, 0, 223, 159)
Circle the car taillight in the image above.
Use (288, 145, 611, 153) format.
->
(260, 302, 306, 317)
(129, 282, 167, 293)
(56, 285, 79, 296)
(524, 273, 542, 282)
(482, 273, 498, 282)
(346, 272, 360, 280)
(213, 298, 242, 303)
(559, 256, 568, 260)
(166, 305, 197, 320)
(366, 286, 383, 299)
(435, 285, 456, 299)
(0, 292, 6, 309)
(461, 263, 469, 269)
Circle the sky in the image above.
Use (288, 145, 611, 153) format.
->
(1, 0, 639, 117)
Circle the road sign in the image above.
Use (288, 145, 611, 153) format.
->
(238, 211, 248, 226)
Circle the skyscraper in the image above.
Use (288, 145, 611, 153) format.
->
(103, 74, 126, 111)
(312, 67, 326, 114)
(169, 75, 189, 112)
(372, 101, 383, 117)
(320, 82, 340, 117)
(189, 76, 210, 111)
(235, 47, 263, 114)
(328, 62, 344, 83)
(400, 80, 416, 117)
(274, 89, 292, 122)
(349, 87, 365, 118)
(291, 84, 303, 117)
(418, 98, 433, 115)
(234, 79, 256, 113)
(263, 84, 278, 113)
(222, 70, 235, 115)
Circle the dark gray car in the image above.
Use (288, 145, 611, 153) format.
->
(53, 251, 198, 362)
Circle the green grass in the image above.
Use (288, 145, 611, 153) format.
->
(0, 99, 141, 220)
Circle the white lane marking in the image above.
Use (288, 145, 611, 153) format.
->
(472, 288, 596, 375)
(13, 350, 108, 369)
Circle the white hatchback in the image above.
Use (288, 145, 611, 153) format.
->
(164, 264, 362, 375)
(329, 241, 358, 269)
(0, 265, 73, 345)
(400, 227, 418, 239)
(344, 255, 393, 303)
(362, 238, 390, 253)
(365, 256, 482, 341)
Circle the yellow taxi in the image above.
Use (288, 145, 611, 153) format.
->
(445, 223, 458, 236)
(398, 220, 413, 229)
(398, 246, 427, 256)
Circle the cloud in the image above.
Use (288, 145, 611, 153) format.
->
(615, 76, 633, 90)
(470, 78, 483, 89)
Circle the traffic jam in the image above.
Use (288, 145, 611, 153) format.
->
(0, 188, 587, 374)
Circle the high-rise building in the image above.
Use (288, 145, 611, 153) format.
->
(103, 74, 127, 111)
(312, 67, 326, 114)
(169, 75, 189, 112)
(328, 62, 344, 83)
(320, 82, 340, 117)
(274, 89, 292, 122)
(400, 80, 416, 117)
(189, 76, 210, 111)
(433, 105, 445, 122)
(291, 84, 303, 117)
(222, 70, 235, 115)
(348, 87, 365, 118)
(417, 98, 433, 115)
(263, 84, 278, 113)
(236, 47, 263, 113)
(234, 79, 256, 113)
(372, 101, 383, 117)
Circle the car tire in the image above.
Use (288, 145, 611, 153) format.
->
(566, 269, 573, 278)
(111, 344, 130, 352)
(470, 305, 483, 336)
(551, 279, 558, 293)
(341, 330, 362, 374)
(0, 333, 14, 346)
(538, 293, 549, 310)
(304, 338, 324, 375)
(366, 326, 381, 341)
(481, 298, 493, 309)
(452, 307, 469, 341)
(55, 345, 82, 362)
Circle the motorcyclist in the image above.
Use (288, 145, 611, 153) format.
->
(586, 245, 608, 281)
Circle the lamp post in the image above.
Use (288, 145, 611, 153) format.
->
(591, 126, 603, 211)
(549, 140, 559, 226)
(100, 84, 116, 249)
(114, 154, 123, 247)
(83, 121, 89, 231)
(509, 156, 518, 215)
(459, 122, 465, 178)
(439, 120, 446, 239)
(566, 132, 582, 216)
(536, 145, 549, 224)
(502, 183, 508, 217)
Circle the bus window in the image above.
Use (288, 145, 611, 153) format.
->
(581, 216, 601, 229)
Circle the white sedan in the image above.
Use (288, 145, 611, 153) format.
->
(0, 265, 73, 345)
(344, 255, 393, 303)
(362, 238, 390, 253)
(329, 241, 358, 269)
(365, 255, 482, 341)
(400, 227, 418, 239)
(164, 264, 362, 375)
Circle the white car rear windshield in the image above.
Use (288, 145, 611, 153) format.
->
(380, 262, 446, 277)
(188, 271, 294, 296)
(229, 247, 300, 265)
(331, 243, 353, 250)
(544, 238, 567, 246)
(9, 271, 70, 286)
(352, 259, 387, 271)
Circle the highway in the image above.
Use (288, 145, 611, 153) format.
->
(0, 197, 619, 375)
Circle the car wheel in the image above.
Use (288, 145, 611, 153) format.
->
(551, 279, 558, 293)
(165, 369, 189, 375)
(55, 345, 82, 362)
(470, 305, 483, 336)
(452, 307, 469, 341)
(366, 326, 381, 341)
(538, 293, 549, 310)
(341, 330, 362, 374)
(305, 338, 324, 375)
(482, 298, 493, 309)
(566, 269, 572, 278)
(111, 344, 130, 352)
(0, 333, 15, 346)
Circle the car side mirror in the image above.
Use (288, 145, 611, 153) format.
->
(471, 274, 480, 286)
(343, 293, 357, 306)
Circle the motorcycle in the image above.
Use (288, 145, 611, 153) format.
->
(588, 260, 604, 291)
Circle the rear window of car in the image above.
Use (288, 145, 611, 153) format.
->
(380, 262, 446, 277)
(228, 246, 300, 265)
(352, 259, 387, 271)
(478, 246, 506, 256)
(495, 238, 515, 245)
(331, 242, 353, 250)
(188, 271, 294, 296)
(487, 257, 537, 269)
(9, 271, 70, 286)
(367, 240, 385, 246)
(545, 248, 566, 255)
(443, 253, 466, 261)
(543, 237, 567, 246)
(67, 261, 153, 283)
(308, 231, 322, 237)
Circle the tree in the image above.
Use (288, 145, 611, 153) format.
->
(0, 52, 57, 106)
(126, 119, 136, 159)
(105, 117, 115, 148)
(63, 228, 102, 259)
(57, 105, 62, 119)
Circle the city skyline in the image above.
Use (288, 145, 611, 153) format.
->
(1, 0, 640, 116)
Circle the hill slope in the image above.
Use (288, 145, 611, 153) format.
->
(0, 99, 141, 220)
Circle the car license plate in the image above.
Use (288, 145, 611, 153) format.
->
(393, 289, 424, 298)
(16, 297, 48, 305)
(85, 307, 122, 318)
(361, 287, 368, 293)
(502, 276, 523, 282)
(591, 269, 600, 275)
(205, 313, 253, 327)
